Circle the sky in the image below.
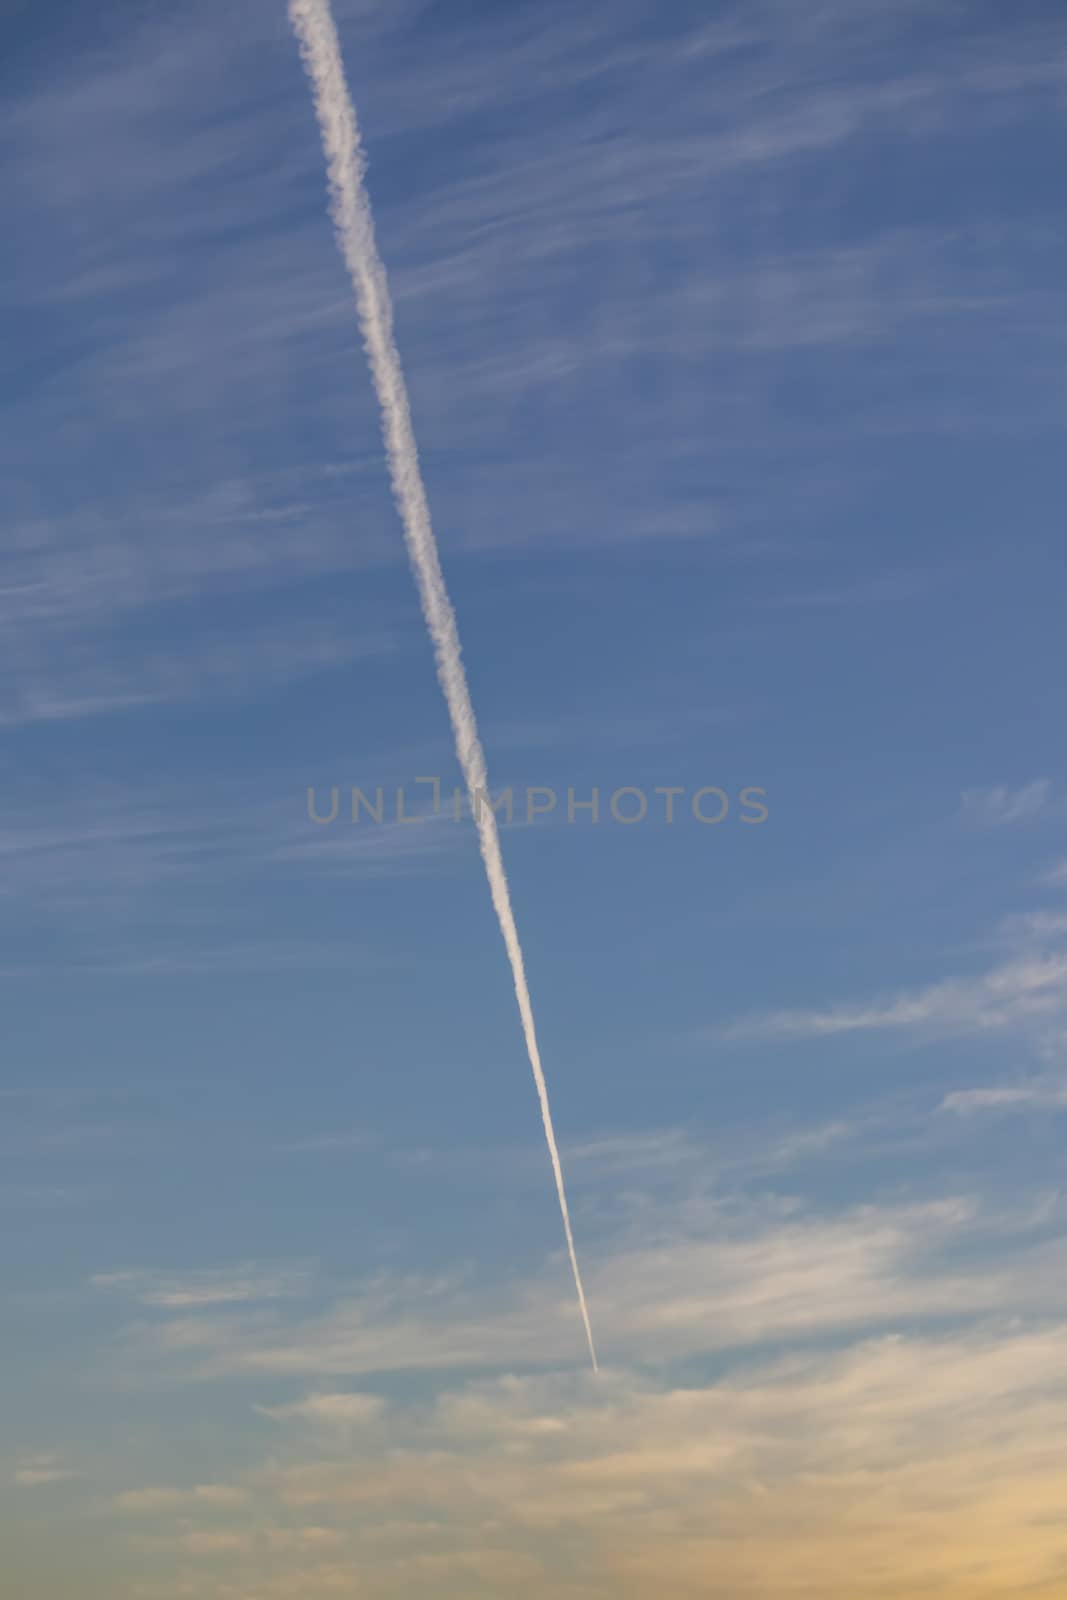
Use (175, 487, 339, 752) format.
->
(3, 0, 1067, 1593)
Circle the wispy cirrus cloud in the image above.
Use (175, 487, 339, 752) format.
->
(997, 909, 1067, 945)
(941, 1082, 1067, 1115)
(114, 1484, 249, 1515)
(95, 1184, 1067, 1384)
(103, 1319, 1067, 1597)
(0, 775, 466, 981)
(961, 779, 1053, 826)
(726, 952, 1067, 1042)
(0, 615, 399, 729)
(68, 1091, 1067, 1595)
(8, 0, 1065, 663)
(278, 1131, 377, 1154)
(257, 1392, 386, 1428)
(91, 1265, 312, 1311)
(13, 1453, 77, 1489)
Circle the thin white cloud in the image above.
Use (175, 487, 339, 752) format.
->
(115, 1484, 249, 1515)
(128, 1528, 254, 1559)
(727, 953, 1067, 1041)
(563, 1120, 857, 1187)
(998, 909, 1067, 944)
(961, 779, 1052, 825)
(279, 1131, 376, 1154)
(92, 1266, 311, 1310)
(0, 615, 398, 729)
(99, 1188, 1067, 1382)
(276, 807, 460, 878)
(0, 779, 465, 981)
(99, 1319, 1067, 1596)
(13, 1454, 76, 1488)
(258, 1392, 386, 1427)
(563, 1129, 698, 1174)
(941, 1081, 1067, 1115)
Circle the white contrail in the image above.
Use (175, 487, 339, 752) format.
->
(288, 0, 598, 1373)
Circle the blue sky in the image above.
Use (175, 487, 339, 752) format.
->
(4, 0, 1067, 1594)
